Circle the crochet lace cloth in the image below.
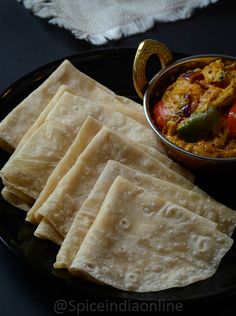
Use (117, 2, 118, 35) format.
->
(17, 0, 218, 45)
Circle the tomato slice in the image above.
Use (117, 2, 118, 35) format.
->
(227, 100, 236, 138)
(153, 100, 169, 131)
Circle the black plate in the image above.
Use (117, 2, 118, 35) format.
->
(0, 48, 236, 302)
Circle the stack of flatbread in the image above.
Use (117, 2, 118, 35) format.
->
(0, 60, 235, 293)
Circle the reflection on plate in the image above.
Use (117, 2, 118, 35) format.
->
(0, 49, 236, 302)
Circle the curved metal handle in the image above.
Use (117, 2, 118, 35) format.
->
(133, 39, 174, 99)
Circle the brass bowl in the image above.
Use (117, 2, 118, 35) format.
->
(133, 39, 236, 172)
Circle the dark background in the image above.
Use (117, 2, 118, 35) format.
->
(0, 0, 236, 314)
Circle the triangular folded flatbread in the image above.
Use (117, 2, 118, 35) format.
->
(1, 186, 34, 212)
(26, 116, 102, 224)
(0, 60, 146, 152)
(1, 85, 75, 211)
(33, 217, 63, 246)
(36, 127, 199, 241)
(0, 92, 159, 200)
(13, 85, 149, 157)
(12, 85, 74, 156)
(26, 115, 192, 224)
(54, 160, 236, 269)
(70, 176, 233, 292)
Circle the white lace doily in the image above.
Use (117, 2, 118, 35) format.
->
(17, 0, 218, 45)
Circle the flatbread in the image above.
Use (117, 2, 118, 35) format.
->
(13, 85, 74, 156)
(13, 87, 148, 157)
(0, 60, 146, 151)
(1, 87, 73, 211)
(54, 160, 236, 269)
(26, 116, 102, 224)
(36, 127, 198, 241)
(26, 115, 193, 225)
(1, 187, 33, 212)
(70, 176, 233, 292)
(0, 92, 159, 200)
(140, 145, 193, 182)
(33, 218, 63, 246)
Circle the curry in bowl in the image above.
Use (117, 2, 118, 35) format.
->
(152, 59, 236, 158)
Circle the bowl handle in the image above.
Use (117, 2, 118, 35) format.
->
(133, 39, 174, 99)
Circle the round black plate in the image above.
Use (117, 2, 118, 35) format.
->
(0, 48, 236, 302)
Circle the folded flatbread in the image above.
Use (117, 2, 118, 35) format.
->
(26, 115, 192, 224)
(0, 60, 146, 152)
(1, 86, 75, 211)
(13, 86, 149, 156)
(12, 85, 73, 156)
(140, 145, 193, 181)
(1, 186, 34, 212)
(36, 127, 199, 241)
(26, 116, 102, 223)
(0, 92, 159, 200)
(33, 217, 63, 246)
(70, 176, 233, 292)
(54, 160, 236, 269)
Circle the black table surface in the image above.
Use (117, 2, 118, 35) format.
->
(1, 0, 236, 314)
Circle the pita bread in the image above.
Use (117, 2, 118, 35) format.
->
(0, 92, 159, 200)
(36, 127, 198, 241)
(54, 160, 236, 269)
(70, 176, 233, 292)
(0, 60, 146, 151)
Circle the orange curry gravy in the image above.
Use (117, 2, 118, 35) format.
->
(152, 59, 236, 158)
